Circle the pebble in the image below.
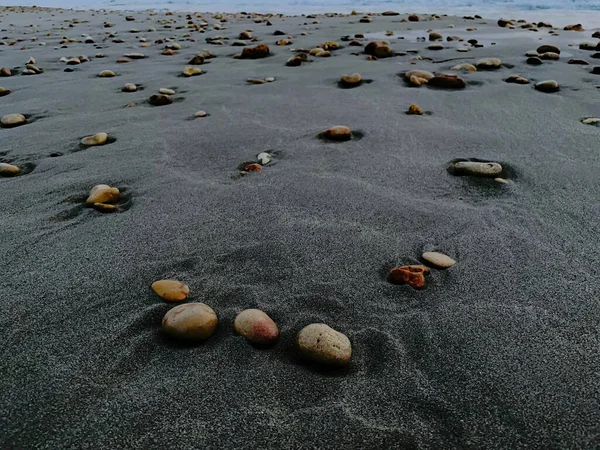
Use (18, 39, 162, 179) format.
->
(257, 152, 271, 164)
(0, 87, 11, 97)
(451, 63, 477, 72)
(265, 77, 275, 82)
(195, 110, 208, 118)
(182, 66, 203, 77)
(540, 52, 560, 60)
(579, 42, 598, 51)
(406, 104, 423, 115)
(527, 57, 543, 65)
(66, 57, 81, 65)
(388, 265, 430, 289)
(505, 75, 529, 84)
(122, 83, 137, 92)
(159, 88, 175, 95)
(297, 324, 351, 367)
(525, 50, 539, 57)
(124, 52, 145, 59)
(162, 303, 218, 342)
(98, 70, 116, 77)
(234, 309, 279, 345)
(86, 184, 120, 205)
(188, 54, 205, 65)
(428, 74, 466, 89)
(0, 162, 20, 177)
(116, 57, 132, 63)
(495, 177, 509, 184)
(422, 251, 456, 269)
(457, 47, 469, 52)
(564, 24, 584, 31)
(286, 55, 303, 66)
(240, 44, 270, 59)
(428, 43, 444, 50)
(321, 125, 352, 141)
(568, 59, 590, 65)
(247, 78, 265, 84)
(149, 94, 173, 106)
(592, 67, 600, 75)
(429, 32, 443, 41)
(1, 67, 12, 76)
(453, 161, 503, 176)
(405, 69, 434, 87)
(81, 132, 108, 146)
(1, 113, 26, 128)
(151, 279, 190, 302)
(340, 73, 362, 87)
(537, 44, 560, 54)
(535, 80, 560, 93)
(364, 41, 392, 58)
(582, 118, 600, 125)
(476, 57, 502, 70)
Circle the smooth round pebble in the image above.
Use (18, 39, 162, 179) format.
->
(162, 302, 218, 341)
(535, 80, 559, 93)
(195, 110, 208, 117)
(122, 83, 137, 92)
(159, 88, 175, 95)
(453, 161, 503, 176)
(234, 309, 279, 345)
(0, 162, 20, 176)
(1, 113, 26, 128)
(297, 323, 351, 367)
(257, 152, 271, 164)
(98, 70, 116, 77)
(321, 125, 352, 141)
(422, 251, 456, 269)
(86, 184, 120, 205)
(81, 132, 108, 146)
(152, 279, 190, 302)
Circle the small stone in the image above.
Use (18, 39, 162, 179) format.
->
(535, 80, 560, 93)
(422, 251, 456, 269)
(162, 303, 218, 342)
(182, 66, 203, 77)
(116, 57, 132, 63)
(195, 110, 208, 117)
(451, 63, 477, 72)
(495, 177, 509, 184)
(243, 163, 262, 172)
(527, 57, 543, 65)
(265, 77, 275, 82)
(428, 43, 444, 50)
(1, 67, 12, 76)
(86, 184, 120, 205)
(505, 75, 529, 84)
(428, 74, 466, 89)
(240, 43, 270, 59)
(568, 59, 590, 65)
(359, 16, 372, 24)
(257, 152, 271, 164)
(476, 57, 501, 70)
(247, 78, 265, 84)
(388, 265, 429, 289)
(151, 279, 190, 302)
(340, 73, 362, 87)
(564, 24, 584, 31)
(0, 87, 11, 97)
(429, 32, 443, 41)
(66, 57, 80, 65)
(1, 113, 26, 128)
(540, 52, 560, 60)
(124, 52, 145, 59)
(232, 40, 247, 47)
(234, 309, 279, 345)
(297, 324, 351, 367)
(239, 30, 253, 40)
(593, 31, 600, 39)
(453, 161, 503, 176)
(0, 163, 20, 176)
(457, 47, 469, 52)
(81, 132, 108, 146)
(98, 70, 116, 77)
(408, 14, 420, 22)
(159, 88, 175, 95)
(122, 83, 137, 92)
(405, 70, 434, 87)
(93, 203, 117, 212)
(406, 104, 423, 115)
(582, 117, 600, 125)
(162, 49, 177, 56)
(382, 11, 399, 16)
(321, 126, 352, 142)
(537, 44, 560, 54)
(188, 54, 205, 65)
(149, 94, 173, 106)
(364, 41, 392, 58)
(592, 67, 600, 75)
(525, 50, 539, 57)
(286, 55, 303, 66)
(276, 39, 292, 46)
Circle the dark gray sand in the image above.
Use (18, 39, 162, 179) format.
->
(1, 7, 599, 449)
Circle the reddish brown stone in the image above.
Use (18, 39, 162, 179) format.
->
(388, 265, 430, 289)
(240, 44, 270, 59)
(428, 74, 466, 89)
(244, 163, 262, 172)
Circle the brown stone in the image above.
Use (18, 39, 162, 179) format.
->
(564, 24, 584, 31)
(365, 41, 392, 58)
(321, 125, 352, 141)
(151, 279, 190, 302)
(234, 309, 279, 345)
(149, 94, 173, 106)
(340, 73, 362, 87)
(0, 162, 20, 176)
(388, 265, 430, 289)
(162, 303, 218, 341)
(428, 74, 466, 89)
(240, 43, 270, 59)
(505, 75, 529, 84)
(406, 104, 423, 115)
(244, 163, 262, 172)
(0, 67, 11, 77)
(86, 184, 120, 206)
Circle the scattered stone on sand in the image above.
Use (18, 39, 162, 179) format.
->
(98, 70, 116, 77)
(66, 57, 81, 65)
(568, 59, 590, 65)
(0, 163, 20, 177)
(527, 57, 543, 65)
(593, 31, 600, 38)
(497, 18, 514, 27)
(244, 163, 262, 172)
(476, 57, 501, 70)
(429, 32, 443, 41)
(388, 265, 430, 289)
(428, 43, 444, 50)
(247, 78, 265, 84)
(382, 10, 399, 16)
(159, 88, 175, 95)
(364, 41, 392, 58)
(564, 24, 584, 31)
(297, 323, 351, 367)
(428, 74, 466, 89)
(321, 125, 352, 141)
(93, 203, 117, 213)
(451, 63, 477, 72)
(505, 75, 529, 84)
(405, 69, 434, 87)
(457, 47, 469, 52)
(195, 110, 208, 118)
(257, 152, 271, 165)
(592, 67, 600, 75)
(537, 44, 560, 54)
(0, 87, 11, 97)
(340, 73, 362, 87)
(149, 94, 173, 106)
(535, 80, 560, 93)
(0, 67, 12, 77)
(81, 132, 108, 146)
(525, 50, 539, 57)
(234, 309, 279, 345)
(406, 104, 423, 115)
(495, 177, 509, 184)
(124, 52, 145, 59)
(188, 54, 205, 65)
(540, 52, 560, 61)
(122, 83, 137, 92)
(422, 251, 456, 269)
(286, 55, 304, 66)
(276, 39, 292, 46)
(579, 42, 598, 51)
(85, 184, 120, 205)
(408, 14, 420, 22)
(1, 113, 26, 128)
(232, 40, 247, 47)
(151, 279, 190, 302)
(593, 53, 600, 59)
(265, 77, 275, 82)
(240, 43, 270, 59)
(582, 118, 600, 126)
(239, 30, 253, 40)
(116, 57, 132, 63)
(453, 161, 503, 176)
(182, 66, 203, 77)
(162, 303, 218, 342)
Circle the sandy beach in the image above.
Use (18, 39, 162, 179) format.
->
(1, 6, 599, 449)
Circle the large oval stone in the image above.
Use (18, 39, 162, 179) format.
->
(234, 309, 279, 345)
(162, 302, 218, 341)
(152, 280, 190, 302)
(297, 323, 351, 366)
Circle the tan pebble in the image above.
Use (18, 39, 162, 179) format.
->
(159, 88, 175, 95)
(476, 57, 502, 69)
(195, 110, 208, 117)
(86, 184, 120, 205)
(0, 162, 20, 176)
(0, 67, 12, 76)
(340, 73, 362, 87)
(116, 57, 131, 63)
(182, 66, 202, 77)
(407, 104, 423, 115)
(81, 132, 108, 146)
(162, 302, 218, 341)
(322, 125, 352, 141)
(122, 83, 137, 92)
(1, 113, 26, 127)
(495, 177, 509, 184)
(247, 78, 265, 84)
(422, 251, 456, 269)
(98, 70, 116, 77)
(451, 63, 477, 72)
(151, 279, 190, 302)
(297, 323, 351, 367)
(234, 309, 279, 345)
